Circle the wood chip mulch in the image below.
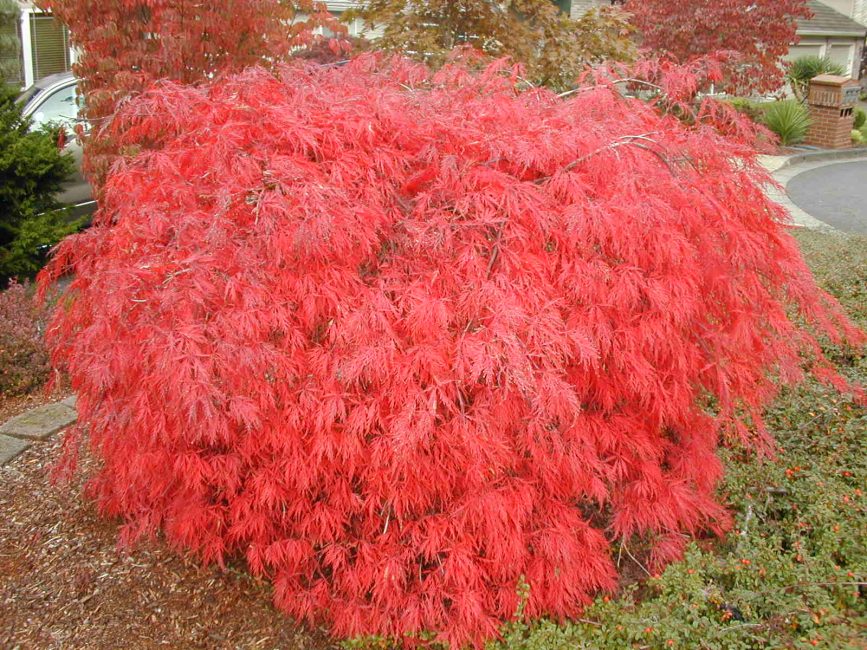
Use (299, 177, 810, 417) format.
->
(0, 436, 336, 650)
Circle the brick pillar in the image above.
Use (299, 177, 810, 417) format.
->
(804, 74, 860, 149)
(805, 105, 856, 149)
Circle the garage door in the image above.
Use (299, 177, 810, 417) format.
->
(785, 44, 824, 62)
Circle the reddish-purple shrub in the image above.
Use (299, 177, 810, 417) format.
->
(626, 0, 811, 95)
(0, 281, 49, 395)
(40, 57, 863, 647)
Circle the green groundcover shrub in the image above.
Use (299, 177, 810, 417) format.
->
(725, 97, 768, 123)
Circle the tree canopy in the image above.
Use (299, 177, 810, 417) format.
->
(346, 0, 634, 88)
(626, 0, 812, 94)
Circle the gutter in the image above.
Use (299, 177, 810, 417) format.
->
(797, 30, 867, 37)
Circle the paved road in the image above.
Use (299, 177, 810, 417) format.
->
(786, 160, 867, 234)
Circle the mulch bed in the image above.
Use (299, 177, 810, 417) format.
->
(0, 436, 334, 649)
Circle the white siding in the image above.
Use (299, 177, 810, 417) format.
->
(569, 0, 606, 19)
(319, 1, 382, 39)
(786, 38, 863, 78)
(820, 0, 856, 18)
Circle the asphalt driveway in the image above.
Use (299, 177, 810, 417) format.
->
(786, 160, 867, 234)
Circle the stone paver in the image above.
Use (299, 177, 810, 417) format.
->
(0, 435, 31, 466)
(62, 394, 77, 409)
(0, 402, 77, 441)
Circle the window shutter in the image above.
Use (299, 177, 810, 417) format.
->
(30, 13, 70, 81)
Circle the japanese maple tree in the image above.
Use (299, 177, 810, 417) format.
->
(36, 0, 343, 189)
(40, 56, 863, 648)
(346, 0, 634, 88)
(626, 0, 812, 94)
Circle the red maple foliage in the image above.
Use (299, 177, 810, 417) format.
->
(36, 0, 344, 189)
(626, 0, 812, 95)
(40, 56, 863, 647)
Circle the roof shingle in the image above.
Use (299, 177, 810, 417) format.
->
(798, 0, 867, 36)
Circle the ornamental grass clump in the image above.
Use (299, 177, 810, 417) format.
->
(763, 99, 812, 146)
(40, 56, 863, 648)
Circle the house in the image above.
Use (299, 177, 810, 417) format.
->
(2, 1, 75, 88)
(820, 0, 867, 25)
(786, 0, 867, 79)
(3, 1, 74, 88)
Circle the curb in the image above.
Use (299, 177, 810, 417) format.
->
(775, 147, 867, 171)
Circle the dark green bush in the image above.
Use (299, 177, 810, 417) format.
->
(854, 108, 866, 130)
(0, 84, 78, 283)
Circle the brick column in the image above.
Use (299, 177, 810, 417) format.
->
(805, 105, 856, 149)
(804, 74, 859, 149)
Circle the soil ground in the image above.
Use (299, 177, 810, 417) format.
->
(0, 437, 333, 649)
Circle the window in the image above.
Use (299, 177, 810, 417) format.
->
(30, 13, 71, 81)
(30, 83, 79, 128)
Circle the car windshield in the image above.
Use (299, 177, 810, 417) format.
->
(28, 83, 81, 128)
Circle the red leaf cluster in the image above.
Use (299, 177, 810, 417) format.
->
(626, 0, 812, 95)
(40, 56, 863, 647)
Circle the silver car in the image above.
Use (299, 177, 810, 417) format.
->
(16, 72, 95, 218)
